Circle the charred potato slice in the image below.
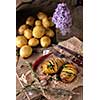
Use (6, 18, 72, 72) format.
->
(60, 64, 78, 83)
(53, 58, 64, 69)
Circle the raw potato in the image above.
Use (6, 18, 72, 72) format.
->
(42, 18, 50, 28)
(24, 29, 32, 39)
(32, 26, 45, 38)
(26, 16, 35, 26)
(18, 24, 28, 35)
(35, 20, 42, 26)
(20, 45, 32, 58)
(16, 36, 27, 48)
(37, 12, 47, 20)
(28, 38, 39, 47)
(48, 17, 54, 27)
(40, 36, 51, 48)
(60, 64, 78, 83)
(46, 28, 55, 38)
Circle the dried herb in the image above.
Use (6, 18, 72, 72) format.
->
(25, 61, 46, 97)
(49, 77, 53, 81)
(47, 62, 53, 69)
(55, 74, 60, 81)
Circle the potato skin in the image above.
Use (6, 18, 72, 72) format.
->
(46, 28, 55, 38)
(32, 26, 46, 38)
(42, 18, 50, 28)
(40, 36, 51, 48)
(48, 17, 54, 27)
(35, 20, 42, 26)
(37, 12, 47, 20)
(20, 45, 32, 58)
(28, 38, 39, 47)
(60, 64, 78, 83)
(24, 29, 32, 39)
(18, 24, 28, 35)
(16, 36, 27, 48)
(41, 61, 58, 74)
(26, 16, 35, 26)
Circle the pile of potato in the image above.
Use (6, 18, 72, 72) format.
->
(16, 12, 55, 58)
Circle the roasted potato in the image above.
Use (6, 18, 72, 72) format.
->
(42, 18, 50, 28)
(40, 36, 51, 48)
(16, 36, 27, 48)
(41, 58, 64, 74)
(60, 64, 78, 83)
(18, 24, 28, 35)
(46, 28, 55, 38)
(32, 26, 45, 38)
(20, 45, 32, 58)
(24, 29, 32, 39)
(26, 16, 35, 26)
(53, 57, 64, 69)
(37, 12, 47, 20)
(28, 38, 39, 47)
(35, 20, 42, 26)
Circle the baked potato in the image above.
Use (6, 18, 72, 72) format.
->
(24, 29, 32, 39)
(28, 38, 39, 47)
(35, 20, 42, 26)
(32, 26, 46, 38)
(16, 36, 27, 48)
(40, 36, 51, 48)
(26, 16, 35, 26)
(60, 64, 78, 83)
(37, 12, 47, 20)
(20, 45, 32, 58)
(41, 58, 64, 74)
(46, 28, 55, 38)
(18, 24, 28, 35)
(42, 18, 50, 28)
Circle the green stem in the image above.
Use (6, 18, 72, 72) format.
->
(25, 61, 46, 97)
